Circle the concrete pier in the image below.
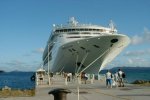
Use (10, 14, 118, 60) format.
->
(1, 75, 150, 100)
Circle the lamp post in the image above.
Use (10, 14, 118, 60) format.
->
(48, 44, 51, 85)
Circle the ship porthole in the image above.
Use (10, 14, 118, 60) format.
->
(111, 39, 118, 43)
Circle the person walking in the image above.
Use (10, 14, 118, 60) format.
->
(114, 71, 119, 87)
(118, 69, 125, 87)
(105, 70, 112, 88)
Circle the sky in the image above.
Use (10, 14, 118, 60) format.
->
(0, 0, 150, 72)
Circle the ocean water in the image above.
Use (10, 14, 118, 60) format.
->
(0, 67, 149, 89)
(0, 71, 35, 90)
(100, 67, 150, 83)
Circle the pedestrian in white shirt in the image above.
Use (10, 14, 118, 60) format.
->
(105, 70, 112, 88)
(118, 69, 124, 87)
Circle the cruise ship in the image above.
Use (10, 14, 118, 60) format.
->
(42, 17, 130, 74)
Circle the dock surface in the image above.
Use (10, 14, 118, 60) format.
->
(1, 75, 150, 100)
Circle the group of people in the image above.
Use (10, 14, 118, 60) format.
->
(63, 72, 75, 82)
(105, 69, 125, 88)
(63, 72, 88, 84)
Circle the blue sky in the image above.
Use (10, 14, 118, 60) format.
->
(0, 0, 150, 71)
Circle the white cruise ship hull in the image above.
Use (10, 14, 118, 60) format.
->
(44, 34, 130, 74)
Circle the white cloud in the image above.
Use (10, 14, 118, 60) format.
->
(131, 27, 150, 45)
(109, 48, 150, 68)
(131, 35, 143, 45)
(1, 60, 40, 72)
(5, 48, 44, 71)
(32, 47, 44, 54)
(143, 28, 150, 41)
(128, 58, 133, 64)
(126, 57, 150, 67)
(124, 49, 150, 56)
(124, 27, 150, 67)
(107, 28, 150, 68)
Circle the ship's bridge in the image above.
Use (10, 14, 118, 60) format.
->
(54, 27, 116, 34)
(52, 17, 117, 34)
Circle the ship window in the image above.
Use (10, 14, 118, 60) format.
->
(93, 33, 100, 34)
(68, 49, 72, 52)
(67, 36, 81, 38)
(81, 36, 92, 38)
(79, 29, 84, 31)
(81, 32, 91, 34)
(76, 29, 80, 31)
(80, 47, 85, 50)
(72, 29, 75, 31)
(68, 29, 72, 31)
(72, 48, 76, 51)
(55, 30, 60, 32)
(89, 29, 92, 31)
(84, 29, 88, 31)
(99, 29, 103, 32)
(64, 29, 67, 32)
(55, 28, 105, 33)
(93, 45, 100, 48)
(93, 29, 96, 31)
(56, 30, 59, 32)
(68, 32, 79, 35)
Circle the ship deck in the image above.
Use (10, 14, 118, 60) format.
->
(2, 75, 150, 100)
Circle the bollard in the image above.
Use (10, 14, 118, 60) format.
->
(49, 88, 71, 100)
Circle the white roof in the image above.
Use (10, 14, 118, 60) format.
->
(36, 68, 45, 72)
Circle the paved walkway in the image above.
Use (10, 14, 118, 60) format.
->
(1, 75, 150, 100)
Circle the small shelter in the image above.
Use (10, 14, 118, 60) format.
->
(36, 68, 46, 85)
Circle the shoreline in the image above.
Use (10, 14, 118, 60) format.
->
(0, 88, 35, 97)
(131, 80, 150, 86)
